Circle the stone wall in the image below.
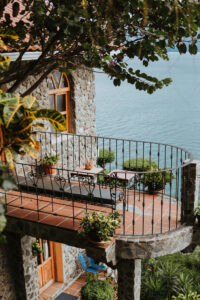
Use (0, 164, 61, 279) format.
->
(11, 65, 97, 173)
(0, 246, 16, 300)
(11, 65, 96, 136)
(62, 244, 84, 284)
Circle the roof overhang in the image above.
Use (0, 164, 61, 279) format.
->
(3, 51, 42, 61)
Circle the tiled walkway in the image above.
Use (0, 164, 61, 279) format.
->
(4, 188, 181, 236)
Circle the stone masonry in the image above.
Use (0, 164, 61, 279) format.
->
(117, 259, 141, 300)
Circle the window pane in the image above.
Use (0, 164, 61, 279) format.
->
(53, 71, 61, 88)
(48, 79, 54, 90)
(56, 94, 66, 112)
(60, 75, 68, 88)
(49, 94, 55, 109)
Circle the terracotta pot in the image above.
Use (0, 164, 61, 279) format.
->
(88, 238, 112, 248)
(42, 164, 57, 175)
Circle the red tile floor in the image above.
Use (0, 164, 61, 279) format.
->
(4, 188, 181, 236)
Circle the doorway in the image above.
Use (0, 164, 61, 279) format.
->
(37, 239, 64, 292)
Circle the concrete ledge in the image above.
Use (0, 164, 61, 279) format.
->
(5, 217, 194, 264)
(5, 216, 117, 266)
(116, 225, 193, 259)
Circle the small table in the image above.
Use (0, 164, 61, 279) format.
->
(108, 169, 136, 211)
(107, 169, 136, 189)
(71, 167, 104, 183)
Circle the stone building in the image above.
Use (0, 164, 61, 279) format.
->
(1, 19, 200, 300)
(0, 54, 97, 299)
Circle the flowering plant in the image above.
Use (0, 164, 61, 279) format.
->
(79, 211, 121, 242)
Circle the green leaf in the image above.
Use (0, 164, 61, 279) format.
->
(2, 94, 21, 128)
(189, 44, 198, 55)
(4, 148, 15, 169)
(20, 95, 39, 110)
(20, 143, 39, 159)
(34, 109, 66, 131)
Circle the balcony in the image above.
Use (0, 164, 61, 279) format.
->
(4, 131, 193, 237)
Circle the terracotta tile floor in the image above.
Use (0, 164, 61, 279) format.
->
(4, 188, 181, 236)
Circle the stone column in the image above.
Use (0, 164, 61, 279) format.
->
(1, 233, 40, 300)
(21, 235, 40, 300)
(181, 160, 200, 225)
(117, 259, 141, 300)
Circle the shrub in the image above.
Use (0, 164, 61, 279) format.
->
(81, 279, 115, 300)
(123, 158, 158, 171)
(172, 291, 200, 300)
(97, 149, 115, 168)
(123, 157, 175, 193)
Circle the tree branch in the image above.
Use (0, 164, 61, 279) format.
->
(21, 63, 58, 97)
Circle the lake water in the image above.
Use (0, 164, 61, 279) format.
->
(95, 52, 200, 160)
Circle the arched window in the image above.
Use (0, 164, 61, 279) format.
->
(48, 71, 71, 132)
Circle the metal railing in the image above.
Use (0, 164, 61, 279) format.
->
(4, 131, 194, 236)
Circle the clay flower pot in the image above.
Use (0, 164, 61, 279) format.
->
(42, 164, 57, 175)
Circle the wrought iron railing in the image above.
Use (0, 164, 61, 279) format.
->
(4, 131, 193, 236)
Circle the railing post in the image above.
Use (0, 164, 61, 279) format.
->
(181, 160, 200, 225)
(117, 259, 141, 300)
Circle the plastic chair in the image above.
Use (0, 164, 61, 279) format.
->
(78, 253, 106, 273)
(88, 257, 107, 272)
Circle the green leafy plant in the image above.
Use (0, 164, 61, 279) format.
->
(97, 149, 115, 168)
(123, 158, 175, 193)
(78, 211, 121, 242)
(0, 92, 66, 169)
(172, 291, 200, 300)
(32, 239, 43, 257)
(81, 278, 115, 300)
(123, 158, 158, 171)
(40, 154, 59, 165)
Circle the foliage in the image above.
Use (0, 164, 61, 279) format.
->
(172, 291, 200, 300)
(0, 163, 16, 240)
(123, 158, 158, 171)
(123, 157, 175, 192)
(0, 92, 66, 168)
(194, 202, 200, 217)
(1, 1, 200, 96)
(40, 154, 59, 165)
(32, 239, 43, 257)
(97, 149, 115, 168)
(81, 278, 115, 300)
(141, 247, 200, 300)
(78, 211, 121, 242)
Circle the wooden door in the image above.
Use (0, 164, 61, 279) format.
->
(37, 239, 55, 289)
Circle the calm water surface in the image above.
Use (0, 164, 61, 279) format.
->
(95, 52, 200, 160)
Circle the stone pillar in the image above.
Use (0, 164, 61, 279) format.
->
(21, 235, 40, 300)
(1, 233, 40, 300)
(0, 244, 16, 300)
(181, 160, 200, 225)
(117, 259, 141, 300)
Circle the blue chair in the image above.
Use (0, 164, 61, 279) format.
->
(78, 253, 107, 274)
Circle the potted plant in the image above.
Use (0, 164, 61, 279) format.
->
(123, 158, 175, 194)
(40, 154, 59, 175)
(32, 239, 43, 257)
(78, 211, 121, 244)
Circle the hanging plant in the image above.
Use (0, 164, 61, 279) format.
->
(32, 239, 43, 257)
